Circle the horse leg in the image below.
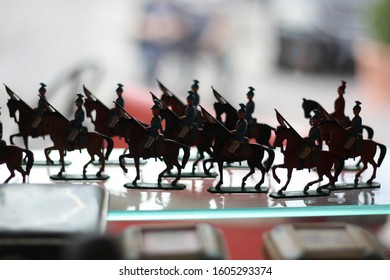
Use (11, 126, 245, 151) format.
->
(304, 175, 323, 193)
(15, 166, 27, 183)
(119, 154, 128, 173)
(215, 161, 224, 189)
(354, 161, 368, 185)
(4, 165, 16, 183)
(272, 164, 285, 184)
(44, 146, 55, 165)
(203, 158, 213, 176)
(278, 168, 293, 195)
(171, 158, 182, 186)
(192, 151, 203, 174)
(255, 160, 267, 189)
(366, 158, 378, 184)
(9, 133, 21, 145)
(334, 158, 345, 183)
(57, 149, 66, 177)
(132, 157, 141, 186)
(92, 150, 105, 176)
(241, 163, 255, 189)
(157, 164, 171, 187)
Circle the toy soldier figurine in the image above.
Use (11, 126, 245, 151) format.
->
(32, 83, 51, 130)
(109, 83, 125, 129)
(68, 93, 85, 145)
(299, 109, 322, 169)
(191, 80, 200, 109)
(144, 99, 162, 158)
(245, 86, 255, 123)
(178, 91, 196, 139)
(331, 80, 347, 125)
(0, 107, 5, 156)
(345, 101, 363, 152)
(228, 104, 248, 154)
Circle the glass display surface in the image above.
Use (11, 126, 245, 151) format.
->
(4, 148, 388, 221)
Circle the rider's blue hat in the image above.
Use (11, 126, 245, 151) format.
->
(247, 86, 255, 97)
(238, 103, 246, 113)
(186, 91, 195, 100)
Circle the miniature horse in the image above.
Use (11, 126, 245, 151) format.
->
(117, 117, 190, 186)
(319, 119, 386, 185)
(42, 111, 113, 176)
(0, 145, 34, 183)
(302, 98, 374, 139)
(6, 92, 48, 149)
(201, 108, 275, 189)
(150, 92, 213, 173)
(272, 126, 338, 194)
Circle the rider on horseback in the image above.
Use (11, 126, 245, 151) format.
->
(33, 83, 51, 133)
(144, 99, 163, 158)
(0, 107, 5, 156)
(68, 94, 86, 147)
(345, 101, 363, 153)
(109, 83, 125, 130)
(178, 91, 196, 139)
(299, 109, 322, 169)
(228, 104, 248, 154)
(245, 86, 256, 123)
(191, 80, 200, 110)
(331, 80, 348, 126)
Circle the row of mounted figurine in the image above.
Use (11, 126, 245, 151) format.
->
(0, 80, 386, 199)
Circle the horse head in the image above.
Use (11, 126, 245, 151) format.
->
(7, 98, 18, 118)
(302, 98, 321, 119)
(83, 99, 97, 118)
(275, 125, 303, 151)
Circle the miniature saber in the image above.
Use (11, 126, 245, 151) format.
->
(274, 109, 302, 139)
(82, 85, 109, 110)
(3, 84, 31, 108)
(113, 101, 145, 129)
(211, 86, 228, 105)
(149, 92, 181, 119)
(38, 94, 68, 121)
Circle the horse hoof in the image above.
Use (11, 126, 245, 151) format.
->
(367, 180, 373, 185)
(123, 168, 128, 173)
(277, 189, 283, 195)
(132, 181, 137, 186)
(96, 172, 102, 177)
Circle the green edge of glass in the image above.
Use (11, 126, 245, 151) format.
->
(108, 205, 390, 221)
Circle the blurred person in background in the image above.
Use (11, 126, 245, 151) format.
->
(137, 0, 230, 86)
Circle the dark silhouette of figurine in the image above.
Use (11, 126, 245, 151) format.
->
(144, 99, 163, 158)
(345, 101, 363, 151)
(191, 79, 200, 109)
(0, 107, 5, 155)
(32, 83, 51, 130)
(331, 80, 347, 126)
(245, 86, 255, 123)
(299, 109, 322, 169)
(109, 83, 124, 129)
(68, 94, 85, 144)
(228, 104, 248, 154)
(178, 91, 196, 138)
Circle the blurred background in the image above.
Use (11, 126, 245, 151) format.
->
(1, 0, 389, 148)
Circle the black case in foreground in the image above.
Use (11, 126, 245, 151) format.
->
(0, 184, 108, 259)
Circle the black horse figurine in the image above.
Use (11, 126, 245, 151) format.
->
(116, 106, 190, 188)
(150, 92, 214, 175)
(200, 106, 274, 192)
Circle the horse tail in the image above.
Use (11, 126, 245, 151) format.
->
(377, 143, 387, 167)
(180, 143, 190, 169)
(362, 125, 374, 139)
(263, 146, 275, 172)
(103, 135, 114, 160)
(22, 148, 34, 175)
